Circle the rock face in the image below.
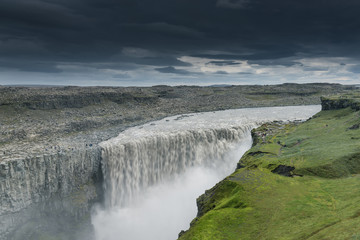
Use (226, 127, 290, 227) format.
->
(0, 147, 102, 239)
(0, 148, 101, 213)
(321, 95, 360, 111)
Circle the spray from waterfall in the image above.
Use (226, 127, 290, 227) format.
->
(92, 105, 321, 240)
(100, 126, 253, 208)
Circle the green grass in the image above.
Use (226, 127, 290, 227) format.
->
(179, 105, 360, 240)
(242, 107, 360, 178)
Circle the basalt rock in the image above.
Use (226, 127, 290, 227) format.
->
(0, 147, 103, 239)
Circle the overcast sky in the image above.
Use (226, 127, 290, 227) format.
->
(1, 0, 360, 86)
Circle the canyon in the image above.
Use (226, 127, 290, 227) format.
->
(0, 84, 356, 239)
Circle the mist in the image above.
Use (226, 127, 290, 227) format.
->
(91, 138, 252, 240)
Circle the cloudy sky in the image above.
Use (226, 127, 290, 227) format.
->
(1, 0, 360, 86)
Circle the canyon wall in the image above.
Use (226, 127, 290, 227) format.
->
(0, 147, 102, 239)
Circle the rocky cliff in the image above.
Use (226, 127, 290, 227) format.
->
(0, 147, 102, 239)
(321, 93, 360, 110)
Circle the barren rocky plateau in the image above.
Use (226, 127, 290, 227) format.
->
(0, 83, 356, 162)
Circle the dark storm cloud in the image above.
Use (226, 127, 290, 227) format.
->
(303, 66, 329, 72)
(155, 66, 193, 75)
(247, 59, 298, 67)
(216, 0, 250, 9)
(206, 61, 241, 66)
(0, 0, 89, 29)
(121, 22, 204, 39)
(215, 71, 228, 74)
(122, 56, 192, 67)
(347, 65, 360, 74)
(192, 48, 298, 61)
(0, 59, 62, 73)
(112, 73, 131, 79)
(1, 0, 360, 78)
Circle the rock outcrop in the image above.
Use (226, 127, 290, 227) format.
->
(0, 147, 102, 239)
(321, 94, 360, 111)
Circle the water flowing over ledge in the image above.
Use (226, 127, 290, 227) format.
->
(101, 126, 253, 207)
(99, 105, 321, 209)
(94, 106, 321, 240)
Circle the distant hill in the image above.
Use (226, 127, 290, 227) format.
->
(4, 84, 71, 88)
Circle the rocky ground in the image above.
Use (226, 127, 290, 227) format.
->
(0, 83, 355, 163)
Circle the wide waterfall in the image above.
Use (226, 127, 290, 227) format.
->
(92, 105, 321, 240)
(100, 126, 253, 207)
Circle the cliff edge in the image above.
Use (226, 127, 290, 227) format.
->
(321, 92, 360, 110)
(179, 92, 360, 240)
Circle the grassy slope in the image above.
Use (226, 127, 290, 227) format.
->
(179, 106, 360, 240)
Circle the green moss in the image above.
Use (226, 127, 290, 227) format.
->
(196, 180, 247, 218)
(179, 105, 360, 240)
(248, 143, 282, 156)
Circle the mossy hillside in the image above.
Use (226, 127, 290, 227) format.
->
(321, 91, 360, 110)
(181, 170, 360, 240)
(241, 107, 360, 178)
(179, 106, 360, 240)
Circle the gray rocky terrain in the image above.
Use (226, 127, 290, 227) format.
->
(1, 83, 354, 160)
(0, 83, 356, 239)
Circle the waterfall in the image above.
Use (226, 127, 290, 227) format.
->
(94, 105, 321, 240)
(100, 126, 254, 207)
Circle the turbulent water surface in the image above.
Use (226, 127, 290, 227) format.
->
(92, 105, 321, 240)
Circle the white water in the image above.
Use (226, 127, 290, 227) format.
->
(92, 105, 321, 240)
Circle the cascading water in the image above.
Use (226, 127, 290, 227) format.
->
(100, 126, 253, 208)
(92, 105, 321, 240)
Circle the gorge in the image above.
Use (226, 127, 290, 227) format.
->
(0, 84, 355, 239)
